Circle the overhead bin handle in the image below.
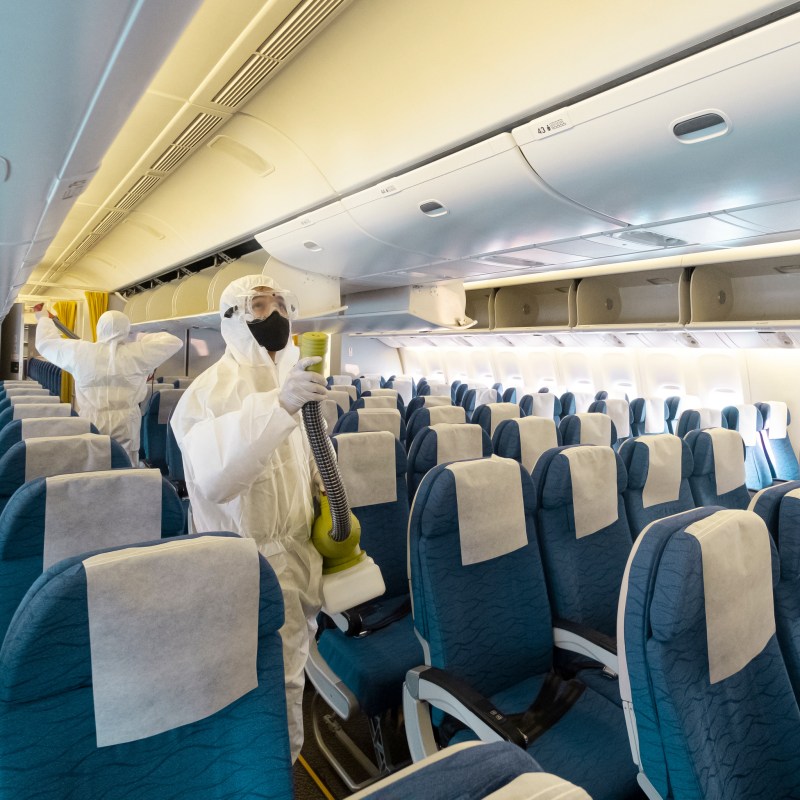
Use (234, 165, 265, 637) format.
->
(672, 111, 730, 143)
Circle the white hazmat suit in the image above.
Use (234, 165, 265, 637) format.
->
(35, 311, 183, 465)
(169, 274, 325, 761)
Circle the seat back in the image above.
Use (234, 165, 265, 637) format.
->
(756, 401, 800, 481)
(142, 389, 185, 471)
(471, 402, 521, 439)
(0, 388, 51, 402)
(559, 392, 577, 417)
(332, 409, 406, 442)
(748, 480, 800, 547)
(407, 422, 491, 498)
(0, 417, 97, 461)
(685, 428, 750, 509)
(404, 394, 451, 422)
(620, 507, 800, 799)
(619, 435, 695, 537)
(589, 399, 631, 444)
(0, 533, 293, 799)
(328, 374, 355, 387)
(0, 402, 74, 430)
(354, 376, 383, 396)
(559, 413, 618, 447)
(664, 396, 681, 434)
(454, 383, 468, 405)
(0, 394, 60, 416)
(676, 407, 726, 437)
(532, 445, 631, 637)
(775, 489, 800, 705)
(355, 389, 404, 413)
(386, 377, 414, 405)
(405, 405, 466, 451)
(493, 417, 560, 474)
(409, 457, 552, 695)
(320, 399, 343, 435)
(165, 410, 186, 483)
(0, 469, 185, 640)
(519, 391, 561, 423)
(461, 388, 500, 419)
(630, 397, 667, 436)
(722, 404, 772, 490)
(327, 389, 353, 414)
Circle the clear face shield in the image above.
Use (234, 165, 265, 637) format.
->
(224, 286, 299, 352)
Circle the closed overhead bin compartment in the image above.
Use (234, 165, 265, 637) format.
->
(342, 134, 624, 261)
(124, 289, 154, 323)
(172, 266, 220, 317)
(255, 201, 435, 278)
(513, 14, 800, 228)
(146, 282, 180, 322)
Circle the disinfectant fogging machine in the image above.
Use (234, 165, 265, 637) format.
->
(300, 332, 385, 615)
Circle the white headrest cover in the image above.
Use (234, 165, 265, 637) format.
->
(13, 403, 72, 420)
(576, 413, 612, 446)
(367, 389, 398, 399)
(43, 469, 163, 570)
(531, 393, 556, 419)
(355, 409, 401, 439)
(605, 399, 630, 438)
(432, 422, 483, 465)
(360, 377, 382, 391)
(4, 388, 50, 397)
(639, 434, 682, 508)
(562, 446, 619, 538)
(339, 384, 357, 402)
(766, 401, 788, 440)
(331, 375, 353, 386)
(447, 456, 527, 565)
(644, 398, 666, 434)
(25, 433, 112, 482)
(20, 417, 92, 440)
(422, 395, 452, 408)
(327, 389, 351, 413)
(708, 428, 746, 495)
(428, 405, 466, 425)
(516, 417, 558, 473)
(734, 405, 758, 447)
(698, 408, 722, 429)
(360, 396, 396, 409)
(155, 389, 184, 425)
(474, 387, 499, 406)
(320, 399, 340, 434)
(391, 379, 413, 404)
(485, 403, 520, 435)
(336, 431, 397, 507)
(426, 381, 451, 397)
(10, 395, 59, 406)
(573, 392, 595, 413)
(85, 536, 260, 746)
(685, 510, 774, 684)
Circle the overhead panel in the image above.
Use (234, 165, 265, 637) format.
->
(341, 134, 624, 261)
(513, 13, 800, 228)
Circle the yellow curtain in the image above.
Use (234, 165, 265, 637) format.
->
(85, 291, 108, 342)
(52, 301, 78, 404)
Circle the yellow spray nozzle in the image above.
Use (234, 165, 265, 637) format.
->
(311, 495, 365, 574)
(299, 332, 328, 376)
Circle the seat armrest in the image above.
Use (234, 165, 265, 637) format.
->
(405, 666, 527, 748)
(553, 618, 619, 675)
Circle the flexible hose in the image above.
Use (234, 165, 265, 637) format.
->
(302, 399, 351, 542)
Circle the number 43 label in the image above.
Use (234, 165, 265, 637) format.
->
(529, 110, 573, 140)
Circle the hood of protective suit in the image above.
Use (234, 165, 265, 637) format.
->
(96, 311, 131, 344)
(220, 274, 297, 372)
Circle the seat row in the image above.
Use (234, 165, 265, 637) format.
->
(26, 358, 63, 396)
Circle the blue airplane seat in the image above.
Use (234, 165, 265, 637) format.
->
(309, 433, 422, 788)
(403, 457, 641, 800)
(618, 434, 695, 538)
(664, 396, 682, 434)
(416, 379, 430, 397)
(354, 376, 384, 397)
(684, 428, 750, 509)
(0, 469, 184, 641)
(722, 405, 772, 491)
(461, 388, 500, 420)
(559, 392, 577, 417)
(449, 380, 461, 403)
(454, 383, 468, 405)
(319, 398, 343, 437)
(332, 409, 406, 442)
(519, 391, 561, 423)
(774, 489, 800, 705)
(493, 417, 560, 475)
(0, 393, 61, 418)
(0, 532, 293, 799)
(748, 480, 800, 546)
(0, 417, 97, 461)
(404, 394, 451, 423)
(0, 388, 51, 406)
(630, 397, 668, 436)
(755, 401, 800, 481)
(406, 421, 490, 498)
(492, 382, 503, 396)
(405, 404, 465, 451)
(165, 410, 186, 484)
(0, 402, 76, 431)
(559, 413, 618, 447)
(470, 402, 521, 440)
(594, 390, 608, 401)
(385, 377, 414, 406)
(676, 407, 728, 438)
(502, 387, 517, 403)
(355, 389, 404, 413)
(588, 399, 631, 449)
(619, 506, 800, 799)
(141, 388, 185, 473)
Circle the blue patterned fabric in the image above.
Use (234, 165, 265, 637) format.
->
(519, 392, 562, 422)
(625, 507, 800, 799)
(0, 419, 99, 461)
(665, 396, 681, 434)
(332, 410, 407, 442)
(449, 381, 461, 403)
(409, 460, 639, 800)
(558, 415, 618, 447)
(471, 403, 522, 439)
(454, 384, 468, 405)
(502, 387, 517, 403)
(0, 533, 293, 800)
(360, 742, 540, 800)
(776, 492, 800, 705)
(141, 390, 185, 473)
(755, 402, 800, 481)
(406, 426, 491, 499)
(492, 418, 561, 471)
(685, 430, 750, 509)
(165, 412, 185, 483)
(531, 446, 631, 638)
(749, 480, 800, 546)
(629, 398, 646, 436)
(559, 393, 576, 417)
(722, 406, 772, 491)
(619, 436, 695, 537)
(0, 474, 186, 642)
(0, 438, 131, 517)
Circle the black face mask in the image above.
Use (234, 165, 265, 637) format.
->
(248, 310, 290, 351)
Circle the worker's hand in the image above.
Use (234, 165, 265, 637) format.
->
(279, 357, 327, 415)
(32, 303, 52, 320)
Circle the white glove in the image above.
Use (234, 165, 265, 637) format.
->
(33, 303, 50, 321)
(279, 357, 328, 415)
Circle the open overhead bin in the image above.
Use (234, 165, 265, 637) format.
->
(513, 13, 800, 231)
(494, 279, 575, 331)
(341, 134, 624, 261)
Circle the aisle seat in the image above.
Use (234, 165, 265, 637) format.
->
(493, 417, 560, 474)
(756, 401, 800, 481)
(519, 392, 561, 423)
(684, 428, 750, 509)
(749, 480, 800, 545)
(471, 403, 521, 438)
(559, 413, 618, 447)
(333, 409, 406, 442)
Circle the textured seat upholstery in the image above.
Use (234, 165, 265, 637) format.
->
(685, 428, 750, 509)
(619, 506, 800, 799)
(559, 413, 618, 447)
(141, 389, 185, 472)
(619, 434, 695, 537)
(630, 397, 667, 436)
(722, 404, 772, 491)
(471, 403, 521, 439)
(0, 533, 293, 799)
(493, 417, 560, 474)
(0, 469, 185, 640)
(664, 396, 681, 434)
(749, 480, 800, 546)
(404, 457, 640, 800)
(676, 407, 727, 438)
(774, 489, 800, 706)
(756, 401, 800, 481)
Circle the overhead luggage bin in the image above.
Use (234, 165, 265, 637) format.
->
(123, 289, 155, 323)
(464, 288, 494, 330)
(494, 279, 575, 331)
(513, 14, 800, 228)
(146, 282, 181, 321)
(341, 134, 624, 261)
(255, 201, 435, 278)
(172, 266, 220, 317)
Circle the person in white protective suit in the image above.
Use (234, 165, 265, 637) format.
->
(169, 274, 328, 762)
(34, 307, 183, 466)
